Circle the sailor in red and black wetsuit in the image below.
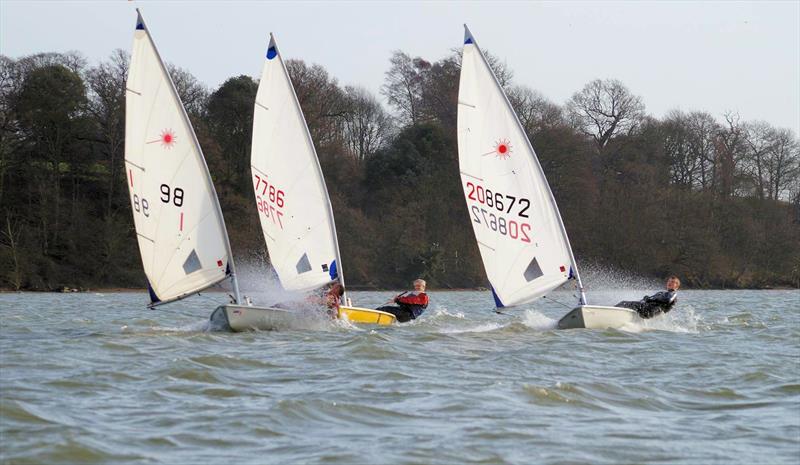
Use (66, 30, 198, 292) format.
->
(376, 279, 429, 323)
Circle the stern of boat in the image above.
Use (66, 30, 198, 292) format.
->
(557, 305, 638, 330)
(337, 306, 396, 325)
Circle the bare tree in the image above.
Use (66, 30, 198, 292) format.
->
(508, 85, 563, 138)
(742, 121, 776, 199)
(286, 59, 348, 148)
(686, 111, 720, 191)
(566, 78, 645, 149)
(764, 128, 800, 201)
(86, 49, 129, 216)
(418, 54, 460, 129)
(663, 110, 697, 187)
(383, 48, 512, 128)
(715, 112, 748, 198)
(342, 86, 392, 161)
(381, 51, 429, 126)
(166, 63, 208, 118)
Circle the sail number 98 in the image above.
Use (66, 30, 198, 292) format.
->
(465, 182, 529, 218)
(160, 184, 184, 207)
(133, 194, 150, 217)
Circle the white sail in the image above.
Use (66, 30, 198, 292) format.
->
(457, 26, 585, 308)
(250, 35, 343, 293)
(125, 10, 240, 306)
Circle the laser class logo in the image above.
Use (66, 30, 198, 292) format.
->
(147, 128, 177, 149)
(159, 129, 176, 149)
(494, 138, 512, 160)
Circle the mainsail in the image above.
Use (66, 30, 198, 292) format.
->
(251, 34, 344, 294)
(457, 26, 586, 308)
(125, 10, 240, 306)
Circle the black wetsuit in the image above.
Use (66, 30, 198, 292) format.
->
(616, 289, 678, 319)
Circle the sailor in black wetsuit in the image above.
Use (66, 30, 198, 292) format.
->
(616, 276, 680, 319)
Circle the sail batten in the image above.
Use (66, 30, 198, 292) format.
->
(125, 9, 240, 305)
(457, 26, 586, 308)
(251, 34, 345, 296)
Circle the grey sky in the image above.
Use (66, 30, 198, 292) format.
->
(2, 1, 798, 133)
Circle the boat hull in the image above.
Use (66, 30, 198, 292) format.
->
(210, 304, 396, 332)
(210, 304, 310, 332)
(337, 306, 396, 325)
(557, 305, 638, 330)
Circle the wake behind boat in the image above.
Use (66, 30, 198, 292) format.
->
(457, 26, 633, 330)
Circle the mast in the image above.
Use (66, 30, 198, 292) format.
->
(463, 25, 586, 305)
(267, 34, 348, 303)
(136, 9, 241, 304)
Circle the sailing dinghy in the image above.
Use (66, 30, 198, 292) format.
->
(457, 26, 637, 330)
(126, 10, 278, 324)
(211, 34, 395, 331)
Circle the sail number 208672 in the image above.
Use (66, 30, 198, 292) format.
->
(253, 174, 285, 229)
(465, 181, 531, 243)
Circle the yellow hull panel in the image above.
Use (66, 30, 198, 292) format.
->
(337, 306, 396, 325)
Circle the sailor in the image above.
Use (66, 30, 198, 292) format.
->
(321, 282, 344, 317)
(275, 282, 344, 316)
(616, 276, 680, 319)
(376, 279, 429, 323)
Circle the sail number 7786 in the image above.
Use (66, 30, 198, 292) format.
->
(465, 181, 532, 243)
(254, 174, 285, 229)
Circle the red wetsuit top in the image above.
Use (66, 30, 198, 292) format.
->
(395, 291, 429, 318)
(396, 292, 429, 307)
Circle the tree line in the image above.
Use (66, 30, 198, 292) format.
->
(0, 48, 798, 291)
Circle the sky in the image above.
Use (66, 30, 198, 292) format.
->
(2, 0, 799, 133)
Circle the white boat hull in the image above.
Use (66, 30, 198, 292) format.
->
(210, 304, 317, 332)
(557, 305, 639, 330)
(210, 304, 398, 332)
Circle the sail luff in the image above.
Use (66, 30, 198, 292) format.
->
(461, 25, 587, 306)
(132, 9, 241, 304)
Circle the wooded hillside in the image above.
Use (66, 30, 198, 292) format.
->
(1, 49, 798, 290)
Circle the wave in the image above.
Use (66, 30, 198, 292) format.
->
(620, 306, 703, 334)
(520, 309, 558, 331)
(439, 322, 507, 334)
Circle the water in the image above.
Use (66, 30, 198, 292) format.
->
(1, 289, 798, 464)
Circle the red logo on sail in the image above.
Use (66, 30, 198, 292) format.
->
(146, 129, 177, 149)
(494, 138, 512, 160)
(160, 129, 176, 149)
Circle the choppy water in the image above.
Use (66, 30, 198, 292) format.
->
(1, 288, 798, 464)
